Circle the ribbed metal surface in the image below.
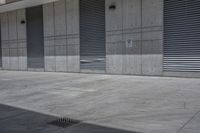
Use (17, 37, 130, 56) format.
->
(0, 24, 1, 67)
(80, 0, 105, 70)
(164, 0, 200, 72)
(26, 6, 44, 68)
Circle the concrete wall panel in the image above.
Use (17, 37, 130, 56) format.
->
(54, 0, 67, 72)
(17, 9, 26, 40)
(67, 42, 80, 72)
(43, 3, 56, 72)
(8, 11, 17, 40)
(1, 9, 27, 71)
(106, 0, 122, 31)
(105, 0, 163, 76)
(142, 40, 163, 75)
(10, 57, 18, 70)
(141, 0, 163, 76)
(18, 56, 27, 70)
(66, 0, 80, 72)
(0, 0, 166, 76)
(142, 30, 163, 41)
(106, 55, 123, 74)
(45, 56, 56, 72)
(17, 41, 26, 48)
(17, 9, 27, 70)
(122, 37, 141, 74)
(18, 48, 27, 70)
(122, 55, 141, 75)
(66, 0, 79, 35)
(43, 3, 54, 37)
(106, 0, 123, 74)
(123, 0, 141, 29)
(55, 56, 67, 72)
(106, 33, 123, 74)
(67, 55, 79, 72)
(106, 0, 143, 75)
(8, 11, 19, 70)
(55, 45, 67, 72)
(0, 13, 10, 70)
(142, 0, 163, 27)
(2, 49, 10, 69)
(122, 0, 142, 74)
(2, 57, 10, 69)
(44, 45, 56, 71)
(1, 13, 9, 41)
(54, 0, 66, 36)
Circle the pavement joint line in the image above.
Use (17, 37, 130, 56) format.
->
(176, 110, 200, 133)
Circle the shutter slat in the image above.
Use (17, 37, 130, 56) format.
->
(80, 0, 105, 70)
(164, 0, 200, 72)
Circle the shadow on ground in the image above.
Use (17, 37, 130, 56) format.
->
(0, 104, 140, 133)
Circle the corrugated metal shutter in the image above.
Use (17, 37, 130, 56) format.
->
(80, 0, 106, 70)
(164, 0, 200, 72)
(26, 6, 44, 69)
(0, 24, 1, 67)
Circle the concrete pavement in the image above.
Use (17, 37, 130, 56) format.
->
(0, 71, 200, 133)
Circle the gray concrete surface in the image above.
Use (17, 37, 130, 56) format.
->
(0, 71, 200, 133)
(0, 104, 139, 133)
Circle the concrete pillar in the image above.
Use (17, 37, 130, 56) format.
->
(1, 9, 27, 71)
(54, 0, 67, 72)
(105, 0, 163, 76)
(1, 13, 10, 70)
(141, 0, 163, 75)
(122, 0, 142, 75)
(43, 3, 56, 72)
(66, 0, 80, 72)
(8, 11, 19, 70)
(106, 0, 123, 74)
(17, 9, 27, 70)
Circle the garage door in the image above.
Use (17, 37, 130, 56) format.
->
(164, 0, 200, 72)
(0, 25, 1, 68)
(80, 0, 106, 70)
(26, 6, 44, 69)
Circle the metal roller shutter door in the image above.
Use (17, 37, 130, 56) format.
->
(0, 24, 1, 68)
(26, 6, 44, 69)
(164, 0, 200, 72)
(80, 0, 106, 70)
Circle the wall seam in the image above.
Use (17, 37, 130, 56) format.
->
(7, 12, 10, 70)
(121, 0, 123, 73)
(141, 0, 143, 75)
(0, 15, 1, 68)
(65, 0, 68, 72)
(16, 10, 19, 70)
(53, 2, 56, 71)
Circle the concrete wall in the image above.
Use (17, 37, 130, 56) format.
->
(43, 0, 80, 72)
(0, 0, 164, 76)
(142, 0, 163, 76)
(0, 9, 27, 70)
(1, 0, 199, 78)
(0, 0, 167, 77)
(106, 0, 163, 76)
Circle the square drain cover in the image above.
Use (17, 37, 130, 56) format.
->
(48, 118, 80, 128)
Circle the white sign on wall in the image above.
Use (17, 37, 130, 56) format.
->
(126, 39, 133, 48)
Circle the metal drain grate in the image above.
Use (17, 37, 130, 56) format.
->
(48, 118, 80, 128)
